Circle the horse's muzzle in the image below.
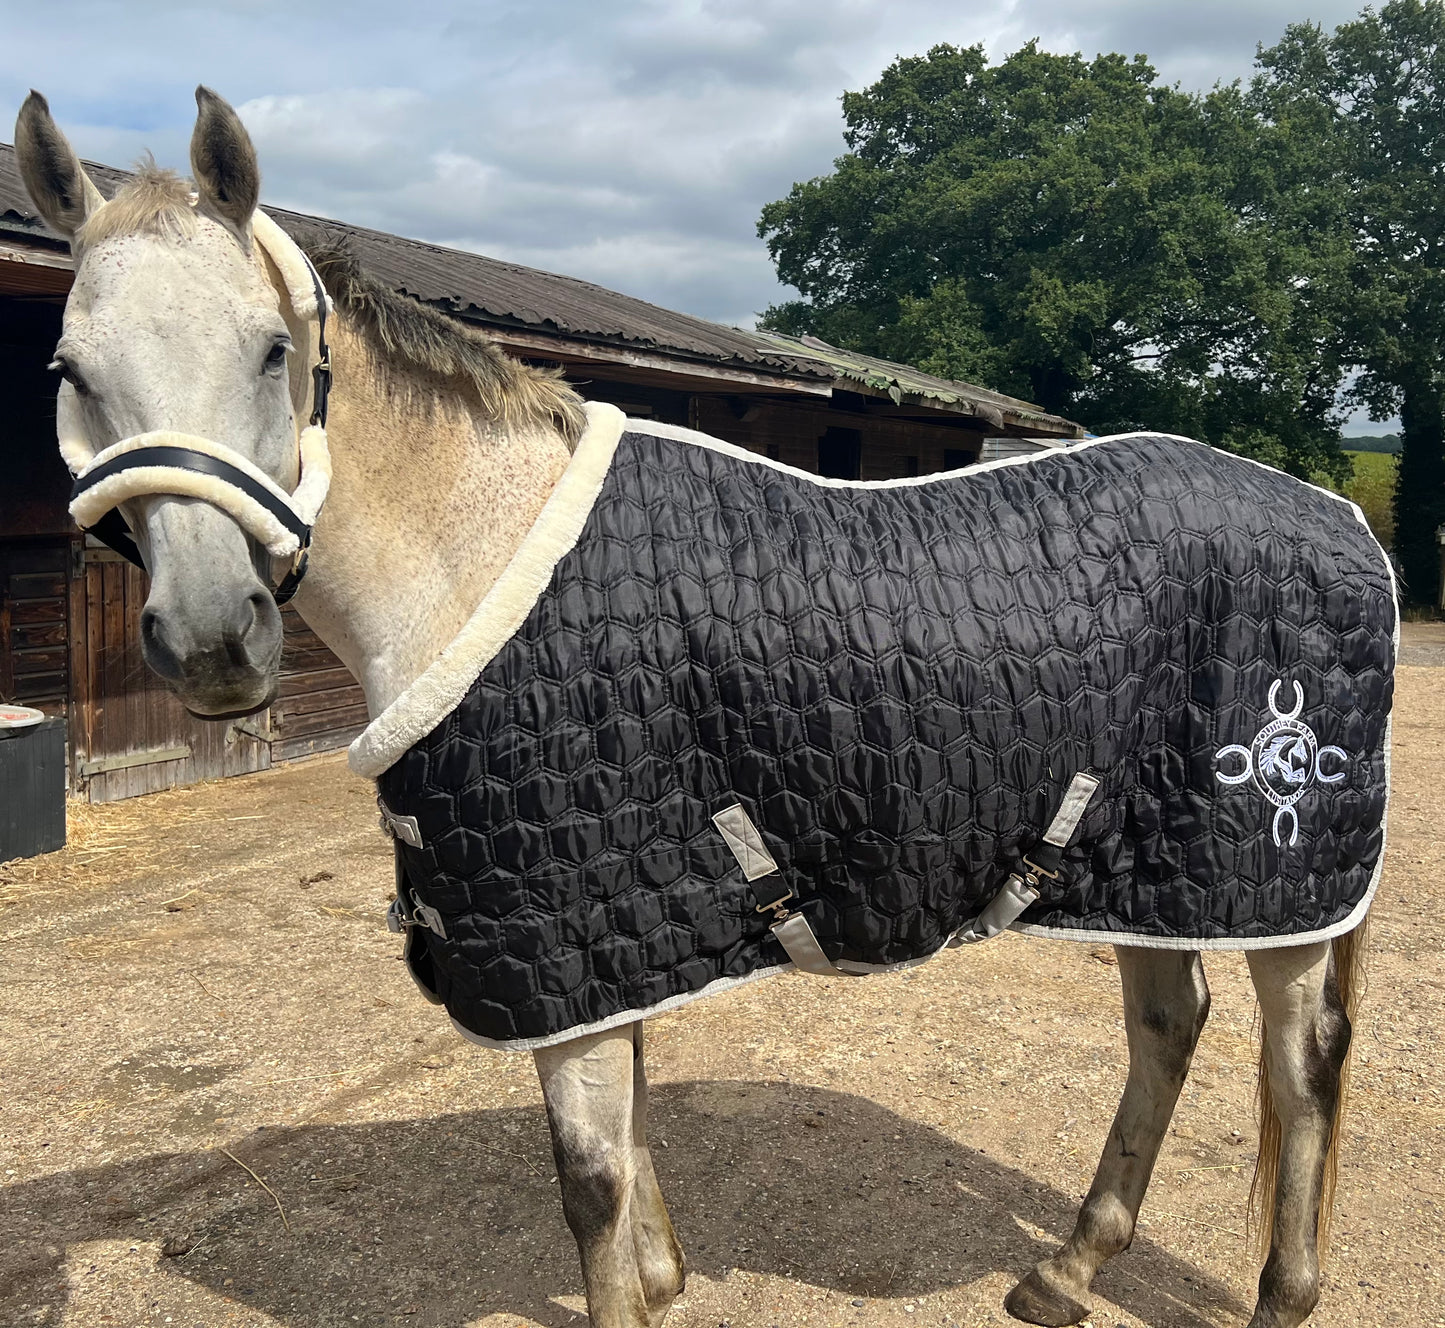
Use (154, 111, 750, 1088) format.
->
(141, 587, 283, 719)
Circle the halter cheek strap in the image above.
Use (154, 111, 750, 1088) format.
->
(61, 213, 334, 607)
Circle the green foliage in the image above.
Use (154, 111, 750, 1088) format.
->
(1340, 450, 1399, 551)
(759, 40, 1350, 482)
(1255, 1, 1445, 601)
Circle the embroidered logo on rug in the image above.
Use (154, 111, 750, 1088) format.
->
(1214, 679, 1348, 847)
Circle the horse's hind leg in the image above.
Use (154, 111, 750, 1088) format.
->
(535, 1025, 661, 1328)
(1245, 941, 1350, 1328)
(627, 1023, 686, 1317)
(1006, 947, 1210, 1326)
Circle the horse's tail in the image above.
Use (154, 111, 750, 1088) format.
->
(1249, 919, 1369, 1258)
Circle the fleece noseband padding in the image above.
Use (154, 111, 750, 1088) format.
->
(69, 426, 331, 560)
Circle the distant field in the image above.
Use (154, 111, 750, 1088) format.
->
(1340, 449, 1397, 550)
(1342, 432, 1401, 455)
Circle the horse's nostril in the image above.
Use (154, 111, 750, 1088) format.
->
(140, 607, 184, 680)
(224, 590, 279, 667)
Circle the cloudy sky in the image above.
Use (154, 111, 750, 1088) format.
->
(1, 1, 1383, 422)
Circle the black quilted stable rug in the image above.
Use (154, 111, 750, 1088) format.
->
(372, 421, 1395, 1049)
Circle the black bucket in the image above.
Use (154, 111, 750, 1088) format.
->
(0, 715, 67, 862)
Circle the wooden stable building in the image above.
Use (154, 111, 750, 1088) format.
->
(0, 145, 1082, 801)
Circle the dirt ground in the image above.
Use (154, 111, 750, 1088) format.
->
(2, 636, 1442, 1328)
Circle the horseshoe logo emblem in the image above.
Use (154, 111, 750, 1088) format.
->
(1214, 680, 1348, 847)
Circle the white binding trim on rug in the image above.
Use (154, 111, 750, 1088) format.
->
(348, 400, 627, 777)
(364, 413, 1392, 1050)
(627, 415, 1125, 487)
(446, 920, 1029, 1052)
(451, 825, 1394, 1051)
(447, 963, 790, 1053)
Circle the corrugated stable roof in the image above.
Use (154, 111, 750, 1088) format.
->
(0, 142, 1080, 434)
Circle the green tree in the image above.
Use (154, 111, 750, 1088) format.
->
(1256, 1, 1445, 600)
(758, 42, 1350, 480)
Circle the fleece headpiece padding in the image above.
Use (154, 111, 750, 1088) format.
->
(252, 208, 332, 323)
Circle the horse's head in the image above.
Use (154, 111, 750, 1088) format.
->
(16, 88, 307, 718)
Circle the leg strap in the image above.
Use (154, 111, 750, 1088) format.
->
(713, 771, 1102, 971)
(711, 803, 851, 976)
(952, 770, 1102, 945)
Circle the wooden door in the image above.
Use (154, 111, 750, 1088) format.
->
(69, 546, 271, 802)
(0, 539, 70, 712)
(270, 607, 369, 763)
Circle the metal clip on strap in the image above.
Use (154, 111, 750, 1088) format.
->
(712, 803, 848, 977)
(387, 853, 446, 940)
(953, 771, 1101, 945)
(386, 892, 445, 938)
(377, 798, 424, 849)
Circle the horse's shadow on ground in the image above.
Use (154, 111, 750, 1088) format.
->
(3, 1079, 1245, 1328)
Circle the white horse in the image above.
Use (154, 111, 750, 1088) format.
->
(16, 88, 1367, 1328)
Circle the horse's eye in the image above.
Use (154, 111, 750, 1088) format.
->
(263, 340, 290, 374)
(48, 358, 90, 396)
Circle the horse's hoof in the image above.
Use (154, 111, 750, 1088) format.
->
(1004, 1268, 1092, 1326)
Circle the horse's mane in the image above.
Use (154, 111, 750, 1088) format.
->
(300, 239, 586, 450)
(73, 166, 585, 450)
(78, 161, 197, 246)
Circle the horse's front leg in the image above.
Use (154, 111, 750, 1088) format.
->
(1006, 946, 1210, 1326)
(534, 1023, 682, 1328)
(627, 1023, 686, 1316)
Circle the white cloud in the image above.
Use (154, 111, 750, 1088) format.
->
(0, 0, 1376, 331)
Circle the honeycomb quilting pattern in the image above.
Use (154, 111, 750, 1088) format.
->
(379, 429, 1396, 1045)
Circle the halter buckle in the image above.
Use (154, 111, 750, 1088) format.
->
(271, 540, 311, 607)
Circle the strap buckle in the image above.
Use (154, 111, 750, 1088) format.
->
(753, 877, 796, 921)
(386, 891, 446, 938)
(272, 539, 310, 606)
(310, 353, 332, 428)
(378, 798, 424, 848)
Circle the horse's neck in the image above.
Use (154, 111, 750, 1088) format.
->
(293, 320, 571, 718)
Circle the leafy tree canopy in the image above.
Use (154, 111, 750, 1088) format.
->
(759, 40, 1351, 481)
(1255, 0, 1445, 597)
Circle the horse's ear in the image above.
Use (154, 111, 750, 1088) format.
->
(190, 86, 259, 248)
(14, 91, 105, 239)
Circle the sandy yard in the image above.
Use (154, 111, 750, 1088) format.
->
(1, 631, 1441, 1328)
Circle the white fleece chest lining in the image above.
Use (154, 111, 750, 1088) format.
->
(348, 400, 627, 777)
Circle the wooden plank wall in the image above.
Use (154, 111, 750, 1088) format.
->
(61, 556, 364, 798)
(1, 540, 70, 712)
(69, 551, 271, 802)
(269, 608, 368, 764)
